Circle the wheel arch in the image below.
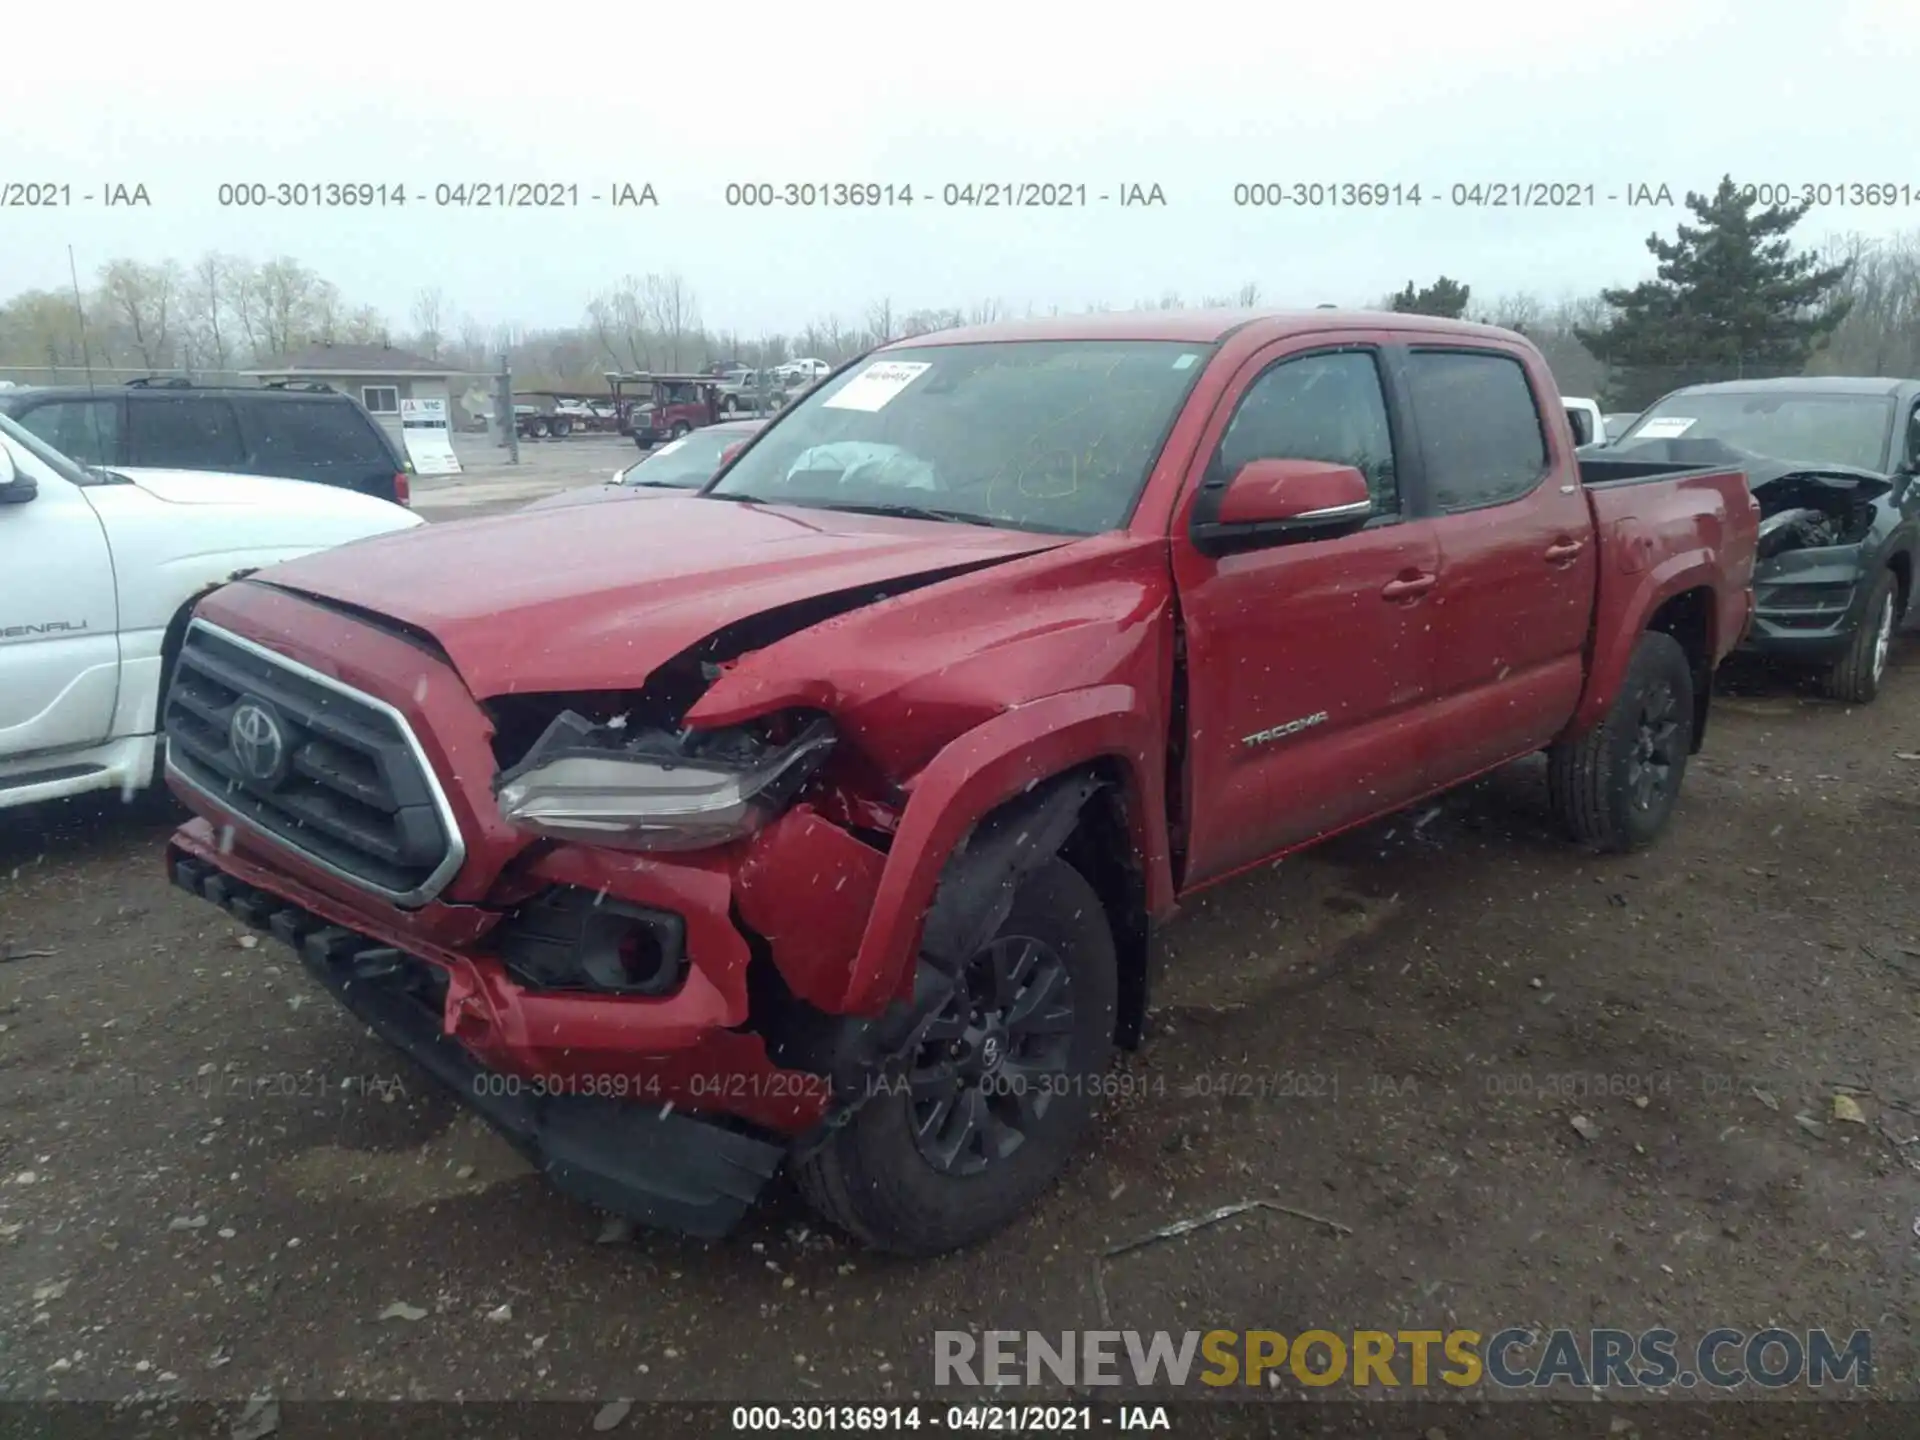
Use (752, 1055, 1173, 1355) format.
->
(840, 686, 1171, 1034)
(1644, 584, 1715, 754)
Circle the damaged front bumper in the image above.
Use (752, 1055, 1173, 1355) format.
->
(1741, 543, 1869, 662)
(164, 820, 835, 1238)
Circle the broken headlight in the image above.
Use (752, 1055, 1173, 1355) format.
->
(493, 710, 835, 851)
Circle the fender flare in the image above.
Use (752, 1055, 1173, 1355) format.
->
(836, 685, 1170, 1015)
(1567, 552, 1725, 738)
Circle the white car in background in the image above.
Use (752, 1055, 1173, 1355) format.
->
(0, 413, 425, 811)
(776, 357, 831, 383)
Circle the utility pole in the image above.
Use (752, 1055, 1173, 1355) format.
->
(495, 353, 519, 463)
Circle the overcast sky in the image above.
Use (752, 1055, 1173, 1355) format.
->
(4, 0, 1915, 336)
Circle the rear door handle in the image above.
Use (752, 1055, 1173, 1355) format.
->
(1381, 571, 1437, 600)
(1545, 539, 1586, 563)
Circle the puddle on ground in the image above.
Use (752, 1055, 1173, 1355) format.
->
(273, 1113, 534, 1206)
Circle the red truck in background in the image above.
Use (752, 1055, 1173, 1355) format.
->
(159, 311, 1759, 1256)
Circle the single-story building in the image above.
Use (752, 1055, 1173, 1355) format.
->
(244, 342, 465, 445)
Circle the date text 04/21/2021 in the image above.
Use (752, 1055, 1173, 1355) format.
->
(728, 1404, 1166, 1432)
(721, 182, 1166, 208)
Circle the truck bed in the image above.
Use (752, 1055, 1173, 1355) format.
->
(1579, 454, 1750, 488)
(1566, 456, 1759, 736)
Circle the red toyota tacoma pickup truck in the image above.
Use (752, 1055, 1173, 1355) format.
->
(160, 312, 1758, 1255)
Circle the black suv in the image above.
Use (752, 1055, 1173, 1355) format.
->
(0, 378, 411, 505)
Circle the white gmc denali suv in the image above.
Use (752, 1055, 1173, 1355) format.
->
(0, 411, 423, 812)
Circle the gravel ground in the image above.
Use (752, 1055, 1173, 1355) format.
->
(3, 636, 1919, 1420)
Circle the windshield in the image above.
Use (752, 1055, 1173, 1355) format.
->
(1622, 391, 1895, 472)
(0, 408, 97, 486)
(706, 341, 1211, 534)
(622, 429, 745, 488)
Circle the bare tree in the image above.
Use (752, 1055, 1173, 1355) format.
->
(456, 314, 488, 369)
(1235, 281, 1263, 307)
(642, 273, 700, 370)
(183, 253, 238, 370)
(98, 259, 183, 371)
(1815, 231, 1920, 377)
(410, 286, 448, 357)
(864, 297, 896, 347)
(0, 289, 90, 369)
(241, 258, 337, 359)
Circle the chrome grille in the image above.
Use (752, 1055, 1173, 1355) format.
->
(162, 620, 463, 906)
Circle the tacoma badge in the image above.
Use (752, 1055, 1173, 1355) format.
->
(1242, 711, 1329, 747)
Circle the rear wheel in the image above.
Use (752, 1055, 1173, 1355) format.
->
(529, 417, 550, 438)
(1547, 630, 1694, 852)
(552, 417, 573, 438)
(1823, 567, 1898, 704)
(794, 858, 1117, 1256)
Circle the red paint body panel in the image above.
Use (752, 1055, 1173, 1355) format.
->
(164, 310, 1758, 1148)
(256, 494, 1067, 696)
(735, 807, 888, 1012)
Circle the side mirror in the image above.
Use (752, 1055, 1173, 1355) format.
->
(1195, 458, 1372, 554)
(0, 447, 35, 505)
(1565, 407, 1595, 447)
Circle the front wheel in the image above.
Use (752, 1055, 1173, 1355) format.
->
(669, 422, 691, 440)
(1547, 630, 1695, 853)
(794, 858, 1117, 1255)
(1823, 568, 1899, 704)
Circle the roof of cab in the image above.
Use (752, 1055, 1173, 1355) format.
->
(882, 308, 1525, 348)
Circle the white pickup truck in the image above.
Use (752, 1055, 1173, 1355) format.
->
(0, 413, 423, 812)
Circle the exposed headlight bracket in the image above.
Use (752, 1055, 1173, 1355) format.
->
(493, 710, 836, 851)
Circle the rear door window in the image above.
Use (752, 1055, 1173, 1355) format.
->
(1404, 350, 1549, 512)
(243, 397, 391, 471)
(126, 397, 246, 469)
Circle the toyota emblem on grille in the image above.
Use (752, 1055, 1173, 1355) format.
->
(228, 699, 289, 785)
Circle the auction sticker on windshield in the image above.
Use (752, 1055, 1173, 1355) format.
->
(1635, 417, 1696, 438)
(823, 361, 932, 412)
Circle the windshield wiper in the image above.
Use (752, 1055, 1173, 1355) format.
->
(807, 500, 1002, 527)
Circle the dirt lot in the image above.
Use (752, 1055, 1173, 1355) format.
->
(3, 626, 1920, 1417)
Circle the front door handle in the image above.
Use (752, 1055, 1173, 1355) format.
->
(1381, 571, 1437, 600)
(1544, 538, 1586, 563)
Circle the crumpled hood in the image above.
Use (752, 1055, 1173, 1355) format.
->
(255, 494, 1070, 696)
(1611, 436, 1894, 504)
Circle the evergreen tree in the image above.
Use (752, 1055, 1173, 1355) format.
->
(1575, 176, 1854, 409)
(1389, 277, 1471, 319)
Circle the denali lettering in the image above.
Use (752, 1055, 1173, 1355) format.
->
(1242, 711, 1329, 747)
(1, 619, 89, 639)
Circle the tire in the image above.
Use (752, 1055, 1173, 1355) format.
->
(530, 418, 550, 439)
(1547, 630, 1695, 853)
(1822, 567, 1898, 704)
(794, 857, 1117, 1256)
(720, 395, 737, 415)
(670, 422, 691, 440)
(553, 417, 573, 438)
